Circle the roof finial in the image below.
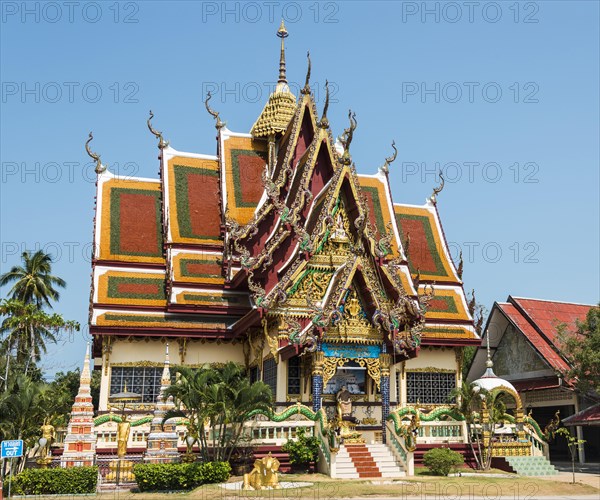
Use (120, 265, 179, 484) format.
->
(277, 19, 288, 85)
(486, 330, 493, 369)
(301, 51, 311, 95)
(380, 141, 397, 175)
(161, 342, 171, 383)
(340, 110, 357, 165)
(429, 170, 445, 204)
(85, 132, 105, 174)
(204, 91, 225, 129)
(319, 80, 330, 128)
(147, 110, 169, 149)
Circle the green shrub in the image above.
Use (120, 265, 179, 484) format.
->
(282, 427, 320, 465)
(198, 461, 231, 483)
(133, 461, 230, 491)
(423, 447, 464, 476)
(5, 466, 98, 495)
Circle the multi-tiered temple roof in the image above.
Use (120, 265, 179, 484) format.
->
(89, 23, 477, 364)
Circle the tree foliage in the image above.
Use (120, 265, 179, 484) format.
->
(0, 250, 66, 308)
(449, 382, 510, 470)
(558, 305, 600, 394)
(163, 362, 272, 463)
(0, 299, 79, 380)
(282, 427, 320, 466)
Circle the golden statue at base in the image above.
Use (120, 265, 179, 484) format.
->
(37, 418, 55, 465)
(335, 386, 365, 443)
(106, 460, 135, 482)
(242, 452, 281, 490)
(117, 414, 131, 458)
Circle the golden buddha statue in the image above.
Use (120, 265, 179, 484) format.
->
(117, 414, 131, 458)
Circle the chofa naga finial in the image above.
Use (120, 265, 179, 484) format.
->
(340, 110, 357, 165)
(147, 110, 169, 149)
(429, 170, 445, 204)
(205, 91, 225, 130)
(85, 132, 105, 174)
(380, 141, 397, 175)
(301, 51, 312, 95)
(319, 79, 330, 128)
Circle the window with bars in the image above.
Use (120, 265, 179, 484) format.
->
(263, 358, 277, 399)
(406, 371, 456, 405)
(287, 357, 301, 395)
(249, 366, 261, 384)
(110, 366, 164, 403)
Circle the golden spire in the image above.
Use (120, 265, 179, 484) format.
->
(277, 19, 288, 85)
(251, 21, 296, 138)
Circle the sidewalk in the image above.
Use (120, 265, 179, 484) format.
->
(533, 462, 600, 489)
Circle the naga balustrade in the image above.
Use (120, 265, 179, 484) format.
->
(385, 420, 414, 476)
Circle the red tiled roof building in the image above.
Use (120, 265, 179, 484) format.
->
(467, 296, 598, 463)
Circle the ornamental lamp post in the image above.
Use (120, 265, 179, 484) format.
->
(183, 432, 197, 463)
(37, 437, 49, 468)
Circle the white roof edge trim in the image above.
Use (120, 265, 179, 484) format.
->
(163, 145, 218, 161)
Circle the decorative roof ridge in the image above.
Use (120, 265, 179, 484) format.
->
(235, 125, 327, 276)
(99, 170, 161, 184)
(221, 128, 254, 139)
(95, 265, 166, 274)
(227, 99, 307, 243)
(510, 296, 596, 308)
(394, 201, 436, 210)
(380, 262, 418, 297)
(508, 296, 575, 364)
(162, 146, 218, 161)
(493, 302, 566, 369)
(357, 171, 406, 261)
(421, 199, 461, 284)
(170, 247, 223, 256)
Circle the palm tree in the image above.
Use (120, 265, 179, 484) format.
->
(0, 375, 47, 472)
(0, 250, 66, 308)
(164, 362, 272, 462)
(163, 365, 221, 462)
(450, 381, 487, 470)
(0, 299, 80, 386)
(212, 362, 272, 462)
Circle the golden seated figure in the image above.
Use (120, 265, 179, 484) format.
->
(336, 386, 365, 444)
(242, 452, 281, 490)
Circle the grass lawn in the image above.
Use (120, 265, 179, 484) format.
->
(10, 470, 599, 499)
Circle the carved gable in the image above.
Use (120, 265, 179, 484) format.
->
(493, 324, 549, 376)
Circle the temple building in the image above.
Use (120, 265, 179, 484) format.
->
(85, 23, 489, 475)
(467, 296, 599, 463)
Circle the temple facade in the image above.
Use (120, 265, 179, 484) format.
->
(86, 23, 483, 473)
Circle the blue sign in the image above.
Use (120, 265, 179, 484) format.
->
(322, 343, 381, 359)
(1, 440, 23, 458)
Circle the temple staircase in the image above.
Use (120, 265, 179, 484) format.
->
(493, 456, 558, 476)
(334, 444, 405, 479)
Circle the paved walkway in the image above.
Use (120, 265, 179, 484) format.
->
(534, 462, 600, 489)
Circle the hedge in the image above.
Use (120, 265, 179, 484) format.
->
(133, 461, 231, 491)
(6, 466, 98, 495)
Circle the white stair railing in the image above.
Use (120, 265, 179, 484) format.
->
(385, 420, 414, 476)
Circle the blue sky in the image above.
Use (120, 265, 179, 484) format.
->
(1, 1, 598, 376)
